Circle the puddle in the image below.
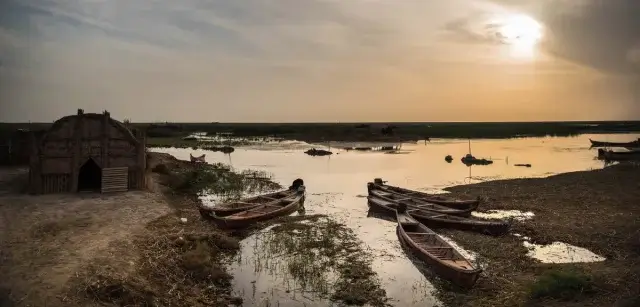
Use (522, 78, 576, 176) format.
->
(523, 241, 606, 263)
(472, 210, 535, 221)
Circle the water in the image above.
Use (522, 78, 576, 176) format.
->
(151, 133, 638, 306)
(523, 241, 606, 263)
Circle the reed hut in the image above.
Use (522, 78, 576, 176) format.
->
(28, 109, 146, 194)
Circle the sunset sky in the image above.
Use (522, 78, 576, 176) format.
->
(0, 0, 638, 122)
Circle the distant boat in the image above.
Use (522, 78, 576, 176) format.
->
(589, 138, 640, 148)
(461, 139, 493, 165)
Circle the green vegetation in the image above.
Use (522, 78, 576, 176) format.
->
(248, 217, 390, 306)
(529, 268, 595, 300)
(169, 164, 281, 200)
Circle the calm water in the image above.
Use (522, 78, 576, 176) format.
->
(151, 133, 637, 306)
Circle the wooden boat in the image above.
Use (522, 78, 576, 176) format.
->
(201, 187, 306, 229)
(396, 207, 481, 288)
(368, 195, 509, 236)
(461, 154, 493, 165)
(369, 179, 480, 210)
(369, 188, 474, 217)
(597, 148, 640, 161)
(190, 153, 206, 163)
(589, 138, 640, 148)
(198, 189, 297, 217)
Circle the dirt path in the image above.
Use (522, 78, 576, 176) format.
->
(0, 168, 172, 306)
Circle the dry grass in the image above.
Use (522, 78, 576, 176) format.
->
(73, 212, 243, 307)
(437, 163, 640, 306)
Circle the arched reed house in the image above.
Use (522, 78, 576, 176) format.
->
(28, 109, 146, 194)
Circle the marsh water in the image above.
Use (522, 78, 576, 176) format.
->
(151, 133, 637, 306)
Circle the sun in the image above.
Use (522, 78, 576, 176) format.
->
(498, 14, 543, 48)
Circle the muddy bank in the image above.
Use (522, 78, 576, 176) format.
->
(436, 163, 640, 306)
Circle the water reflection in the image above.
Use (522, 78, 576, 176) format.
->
(151, 133, 638, 306)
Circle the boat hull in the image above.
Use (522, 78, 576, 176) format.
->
(368, 196, 509, 236)
(368, 188, 474, 217)
(368, 182, 480, 210)
(590, 138, 640, 148)
(202, 194, 305, 229)
(201, 190, 296, 217)
(397, 226, 480, 288)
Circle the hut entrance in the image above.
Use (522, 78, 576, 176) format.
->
(78, 158, 102, 191)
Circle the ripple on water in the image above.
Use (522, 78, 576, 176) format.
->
(523, 241, 606, 263)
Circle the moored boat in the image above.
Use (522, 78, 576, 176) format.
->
(368, 179, 480, 210)
(369, 188, 474, 217)
(589, 138, 640, 148)
(396, 205, 481, 288)
(199, 189, 298, 217)
(368, 195, 509, 236)
(597, 148, 640, 161)
(201, 186, 306, 229)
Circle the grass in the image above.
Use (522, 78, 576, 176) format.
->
(76, 213, 243, 307)
(528, 268, 594, 300)
(244, 216, 390, 306)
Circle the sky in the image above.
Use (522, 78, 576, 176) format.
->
(0, 0, 639, 122)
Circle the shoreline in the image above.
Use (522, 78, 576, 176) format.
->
(437, 162, 640, 306)
(1, 150, 638, 306)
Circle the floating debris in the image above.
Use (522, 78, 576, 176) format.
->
(523, 241, 606, 263)
(514, 164, 532, 167)
(445, 155, 453, 163)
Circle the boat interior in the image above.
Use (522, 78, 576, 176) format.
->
(400, 217, 473, 269)
(225, 191, 291, 208)
(225, 198, 295, 219)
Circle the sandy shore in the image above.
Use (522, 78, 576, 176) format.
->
(438, 163, 640, 306)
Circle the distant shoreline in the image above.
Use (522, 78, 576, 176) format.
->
(2, 121, 640, 143)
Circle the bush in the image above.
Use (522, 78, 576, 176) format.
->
(529, 269, 595, 300)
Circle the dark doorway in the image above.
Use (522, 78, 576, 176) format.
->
(78, 158, 102, 191)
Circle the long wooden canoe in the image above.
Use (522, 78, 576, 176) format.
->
(396, 209, 481, 288)
(369, 179, 480, 210)
(200, 187, 306, 229)
(590, 138, 640, 148)
(597, 148, 640, 161)
(199, 189, 297, 217)
(369, 188, 474, 217)
(368, 195, 509, 236)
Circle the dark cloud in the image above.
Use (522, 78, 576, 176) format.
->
(539, 0, 640, 75)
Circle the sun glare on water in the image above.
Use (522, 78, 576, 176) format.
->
(494, 14, 544, 59)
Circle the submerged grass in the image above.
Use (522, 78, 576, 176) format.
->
(246, 216, 390, 306)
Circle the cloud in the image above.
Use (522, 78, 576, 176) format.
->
(444, 0, 640, 75)
(0, 0, 637, 122)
